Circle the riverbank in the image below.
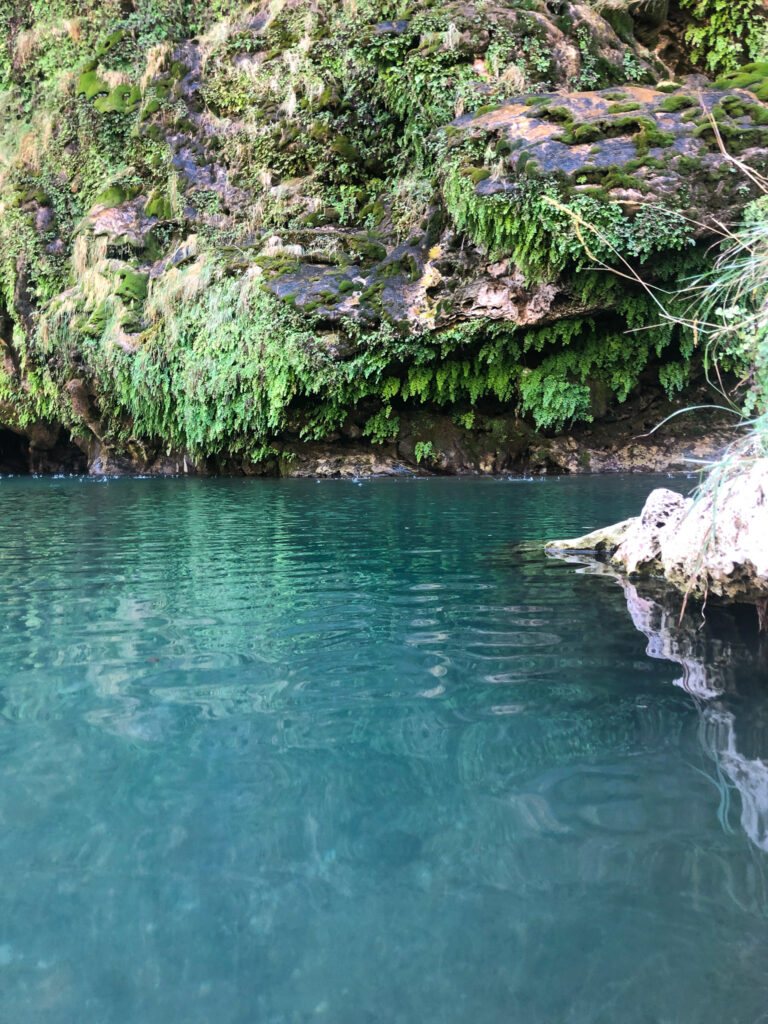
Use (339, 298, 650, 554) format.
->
(1, 388, 736, 478)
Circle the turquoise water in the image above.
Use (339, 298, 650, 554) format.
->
(1, 475, 767, 1023)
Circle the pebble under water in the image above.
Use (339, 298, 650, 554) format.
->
(1, 474, 767, 1024)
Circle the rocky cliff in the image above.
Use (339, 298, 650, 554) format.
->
(1, 0, 767, 475)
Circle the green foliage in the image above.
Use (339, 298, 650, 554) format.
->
(681, 0, 768, 75)
(444, 171, 694, 280)
(414, 440, 435, 464)
(687, 194, 768, 418)
(0, 0, 734, 463)
(7, 247, 699, 453)
(570, 25, 652, 91)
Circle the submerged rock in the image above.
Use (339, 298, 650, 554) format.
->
(546, 459, 768, 613)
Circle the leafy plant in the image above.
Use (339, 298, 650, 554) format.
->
(680, 0, 767, 75)
(414, 440, 435, 463)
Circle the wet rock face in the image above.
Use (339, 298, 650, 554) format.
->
(86, 200, 158, 250)
(197, 73, 768, 332)
(60, 4, 768, 344)
(0, 422, 87, 475)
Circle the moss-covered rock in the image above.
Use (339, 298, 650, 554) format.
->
(1, 0, 766, 475)
(442, 78, 768, 276)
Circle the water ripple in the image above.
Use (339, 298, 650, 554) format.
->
(0, 475, 766, 1024)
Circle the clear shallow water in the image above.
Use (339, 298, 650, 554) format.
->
(1, 475, 767, 1024)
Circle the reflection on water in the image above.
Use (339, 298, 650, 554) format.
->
(0, 475, 767, 1023)
(619, 576, 768, 851)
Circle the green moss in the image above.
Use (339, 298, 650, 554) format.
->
(145, 192, 173, 220)
(347, 238, 387, 261)
(93, 183, 139, 208)
(607, 102, 641, 113)
(140, 99, 161, 120)
(94, 84, 142, 114)
(744, 102, 768, 126)
(658, 94, 695, 112)
(714, 63, 768, 102)
(309, 121, 331, 142)
(359, 200, 386, 226)
(464, 166, 491, 184)
(331, 136, 362, 163)
(119, 313, 143, 333)
(677, 156, 703, 174)
(575, 166, 648, 192)
(536, 105, 575, 126)
(115, 269, 148, 304)
(720, 96, 748, 117)
(77, 70, 109, 100)
(82, 301, 111, 338)
(693, 112, 768, 155)
(553, 115, 674, 152)
(555, 122, 605, 146)
(602, 8, 635, 43)
(359, 281, 385, 302)
(95, 29, 126, 58)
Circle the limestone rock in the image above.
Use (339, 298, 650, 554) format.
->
(85, 199, 157, 249)
(613, 487, 692, 572)
(547, 460, 768, 609)
(545, 518, 636, 557)
(657, 459, 768, 603)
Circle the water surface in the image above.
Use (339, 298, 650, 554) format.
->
(1, 475, 767, 1023)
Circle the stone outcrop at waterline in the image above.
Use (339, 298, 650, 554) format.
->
(546, 459, 768, 617)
